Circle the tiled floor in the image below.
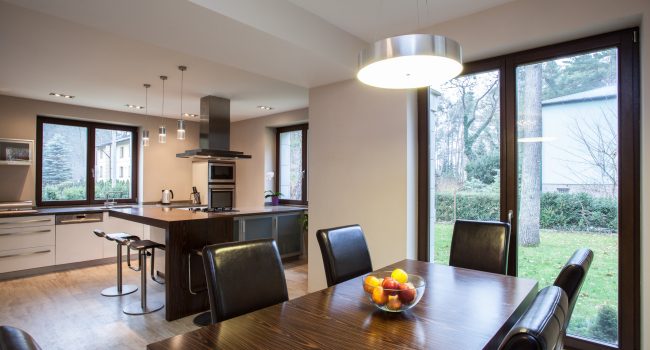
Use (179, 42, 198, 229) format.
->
(0, 259, 308, 350)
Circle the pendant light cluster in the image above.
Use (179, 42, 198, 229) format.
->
(139, 65, 191, 147)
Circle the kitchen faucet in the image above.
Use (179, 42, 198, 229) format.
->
(104, 191, 122, 207)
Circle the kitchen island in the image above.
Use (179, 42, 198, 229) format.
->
(109, 205, 306, 321)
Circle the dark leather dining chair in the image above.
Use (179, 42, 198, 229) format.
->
(553, 248, 593, 328)
(499, 286, 568, 350)
(202, 239, 288, 323)
(0, 326, 42, 350)
(316, 224, 373, 287)
(449, 220, 510, 275)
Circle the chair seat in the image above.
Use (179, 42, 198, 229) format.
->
(0, 326, 42, 350)
(129, 239, 165, 250)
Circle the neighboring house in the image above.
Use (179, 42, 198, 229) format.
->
(540, 85, 618, 197)
(95, 136, 132, 181)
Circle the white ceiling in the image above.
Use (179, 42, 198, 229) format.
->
(0, 0, 516, 122)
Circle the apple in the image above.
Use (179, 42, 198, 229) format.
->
(364, 275, 381, 294)
(386, 295, 402, 310)
(372, 286, 388, 305)
(398, 282, 417, 304)
(382, 277, 400, 295)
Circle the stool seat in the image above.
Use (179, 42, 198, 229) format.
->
(106, 232, 140, 244)
(129, 240, 165, 250)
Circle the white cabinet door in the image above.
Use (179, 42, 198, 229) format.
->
(56, 221, 104, 265)
(103, 216, 144, 258)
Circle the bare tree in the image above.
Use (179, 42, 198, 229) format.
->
(519, 64, 543, 247)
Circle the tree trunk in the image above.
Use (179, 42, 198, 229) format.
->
(519, 64, 543, 247)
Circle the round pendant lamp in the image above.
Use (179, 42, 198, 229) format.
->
(357, 34, 463, 89)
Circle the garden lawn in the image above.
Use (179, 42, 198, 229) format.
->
(433, 223, 618, 343)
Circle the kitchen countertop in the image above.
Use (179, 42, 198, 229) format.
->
(108, 205, 306, 228)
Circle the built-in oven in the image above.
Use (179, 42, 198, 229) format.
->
(208, 162, 235, 183)
(208, 184, 236, 210)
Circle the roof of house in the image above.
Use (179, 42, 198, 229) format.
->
(542, 85, 617, 106)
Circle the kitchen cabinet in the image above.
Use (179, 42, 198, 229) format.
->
(55, 213, 104, 264)
(234, 211, 305, 258)
(0, 215, 55, 273)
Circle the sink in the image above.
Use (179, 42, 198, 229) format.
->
(100, 205, 133, 209)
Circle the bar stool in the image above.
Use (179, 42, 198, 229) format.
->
(188, 248, 211, 326)
(123, 239, 165, 315)
(92, 229, 140, 297)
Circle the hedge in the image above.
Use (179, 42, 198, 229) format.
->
(436, 192, 617, 233)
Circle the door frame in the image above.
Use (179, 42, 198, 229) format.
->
(417, 28, 640, 350)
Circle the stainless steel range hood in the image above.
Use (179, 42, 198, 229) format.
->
(176, 96, 251, 160)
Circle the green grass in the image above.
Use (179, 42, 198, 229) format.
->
(433, 223, 618, 343)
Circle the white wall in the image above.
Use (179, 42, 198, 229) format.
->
(307, 79, 418, 292)
(230, 109, 308, 207)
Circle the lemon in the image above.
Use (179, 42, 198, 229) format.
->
(391, 268, 408, 284)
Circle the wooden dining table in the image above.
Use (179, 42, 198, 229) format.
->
(147, 259, 538, 350)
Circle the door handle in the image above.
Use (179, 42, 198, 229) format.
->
(0, 249, 51, 259)
(0, 218, 52, 225)
(0, 229, 51, 237)
(507, 210, 513, 226)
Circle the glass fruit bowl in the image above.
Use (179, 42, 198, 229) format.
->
(362, 270, 425, 312)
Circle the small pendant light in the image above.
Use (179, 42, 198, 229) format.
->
(142, 83, 151, 147)
(177, 65, 187, 140)
(159, 75, 167, 144)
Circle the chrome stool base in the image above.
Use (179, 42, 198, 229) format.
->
(101, 285, 138, 297)
(123, 301, 164, 315)
(193, 311, 212, 326)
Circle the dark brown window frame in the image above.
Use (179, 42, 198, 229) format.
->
(36, 116, 139, 206)
(417, 28, 640, 350)
(275, 123, 308, 205)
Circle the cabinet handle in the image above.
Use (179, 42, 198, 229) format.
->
(58, 218, 102, 224)
(0, 249, 51, 259)
(0, 218, 52, 225)
(0, 229, 51, 237)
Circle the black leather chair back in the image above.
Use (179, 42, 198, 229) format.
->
(316, 224, 373, 287)
(202, 239, 288, 323)
(499, 286, 568, 350)
(449, 220, 510, 275)
(0, 326, 42, 350)
(553, 248, 593, 328)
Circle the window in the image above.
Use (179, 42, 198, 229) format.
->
(418, 28, 639, 350)
(36, 117, 138, 205)
(276, 124, 308, 205)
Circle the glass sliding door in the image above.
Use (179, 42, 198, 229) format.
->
(515, 48, 619, 345)
(428, 68, 502, 263)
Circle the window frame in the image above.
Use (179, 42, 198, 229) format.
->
(417, 28, 640, 350)
(36, 116, 139, 206)
(275, 123, 308, 205)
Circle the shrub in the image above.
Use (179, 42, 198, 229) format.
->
(590, 305, 618, 343)
(436, 191, 617, 232)
(465, 152, 499, 185)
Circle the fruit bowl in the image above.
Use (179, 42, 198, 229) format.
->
(362, 269, 425, 312)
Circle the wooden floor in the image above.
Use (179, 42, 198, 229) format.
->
(0, 259, 308, 350)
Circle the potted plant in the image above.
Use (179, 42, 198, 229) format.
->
(264, 190, 283, 206)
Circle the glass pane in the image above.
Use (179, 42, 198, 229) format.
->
(42, 123, 87, 201)
(516, 48, 619, 345)
(279, 130, 303, 201)
(95, 129, 133, 200)
(428, 70, 501, 263)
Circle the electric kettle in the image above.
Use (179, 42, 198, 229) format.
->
(161, 189, 174, 204)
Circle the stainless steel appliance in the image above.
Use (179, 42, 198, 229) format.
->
(208, 184, 235, 210)
(208, 162, 235, 183)
(176, 96, 252, 160)
(161, 189, 174, 204)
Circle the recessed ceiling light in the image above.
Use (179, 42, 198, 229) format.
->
(257, 105, 273, 111)
(49, 92, 74, 99)
(125, 104, 145, 109)
(183, 113, 199, 118)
